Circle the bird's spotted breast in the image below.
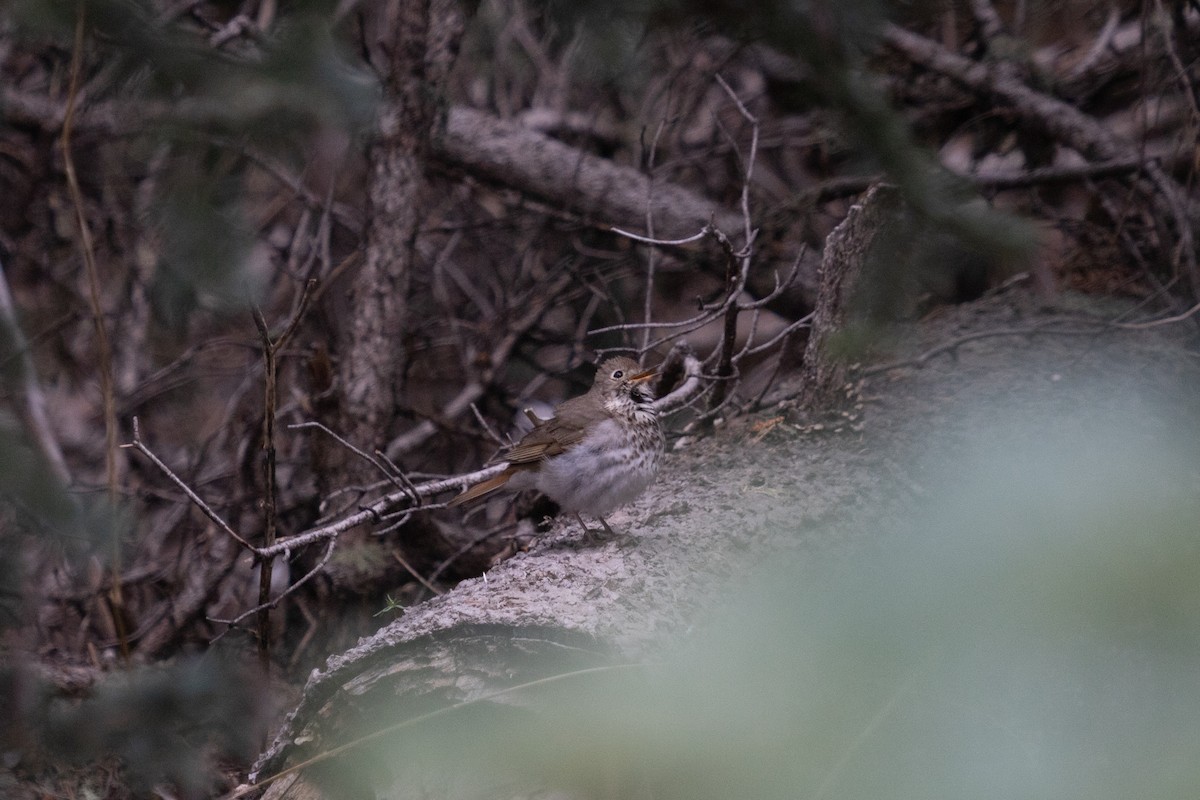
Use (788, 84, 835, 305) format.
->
(533, 418, 661, 517)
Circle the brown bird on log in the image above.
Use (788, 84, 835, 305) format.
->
(448, 357, 664, 538)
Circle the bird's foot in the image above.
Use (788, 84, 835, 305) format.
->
(571, 514, 636, 547)
(573, 513, 601, 545)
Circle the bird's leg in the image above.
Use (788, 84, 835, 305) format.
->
(596, 515, 638, 547)
(574, 513, 596, 542)
(573, 514, 627, 545)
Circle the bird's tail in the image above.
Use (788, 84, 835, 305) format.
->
(446, 469, 513, 507)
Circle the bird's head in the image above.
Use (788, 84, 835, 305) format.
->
(594, 356, 657, 406)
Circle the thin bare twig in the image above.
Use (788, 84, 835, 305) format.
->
(209, 537, 337, 638)
(705, 76, 762, 412)
(609, 226, 710, 246)
(289, 420, 417, 502)
(374, 449, 422, 507)
(251, 307, 278, 666)
(860, 322, 1110, 376)
(1110, 297, 1200, 329)
(588, 304, 715, 334)
(373, 511, 415, 536)
(469, 402, 507, 447)
(122, 418, 255, 551)
(707, 228, 747, 413)
(741, 312, 814, 358)
(714, 74, 759, 247)
(393, 550, 443, 596)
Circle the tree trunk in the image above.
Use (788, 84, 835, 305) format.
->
(332, 0, 463, 476)
(799, 183, 901, 411)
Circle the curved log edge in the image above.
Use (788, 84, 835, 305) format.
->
(248, 287, 1200, 797)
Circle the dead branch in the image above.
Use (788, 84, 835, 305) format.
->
(860, 321, 1110, 376)
(639, 117, 669, 355)
(883, 21, 1199, 297)
(884, 24, 1124, 162)
(608, 227, 710, 246)
(122, 418, 256, 552)
(435, 107, 745, 240)
(707, 227, 751, 414)
(210, 538, 337, 637)
(705, 75, 761, 415)
(252, 278, 317, 667)
(392, 549, 443, 597)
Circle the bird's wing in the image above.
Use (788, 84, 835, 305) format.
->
(503, 394, 605, 464)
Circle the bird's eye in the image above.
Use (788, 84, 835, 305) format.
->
(612, 369, 624, 379)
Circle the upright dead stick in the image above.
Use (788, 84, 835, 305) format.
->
(61, 4, 129, 659)
(707, 75, 761, 415)
(252, 278, 317, 669)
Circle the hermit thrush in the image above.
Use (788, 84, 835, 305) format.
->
(448, 357, 664, 539)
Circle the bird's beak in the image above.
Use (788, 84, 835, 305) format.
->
(629, 368, 657, 384)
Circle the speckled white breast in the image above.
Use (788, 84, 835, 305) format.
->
(509, 415, 664, 518)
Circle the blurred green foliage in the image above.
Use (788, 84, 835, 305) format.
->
(0, 302, 95, 625)
(1, 1, 373, 789)
(0, 0, 376, 605)
(32, 654, 267, 795)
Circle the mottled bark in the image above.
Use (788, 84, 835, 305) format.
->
(331, 0, 464, 478)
